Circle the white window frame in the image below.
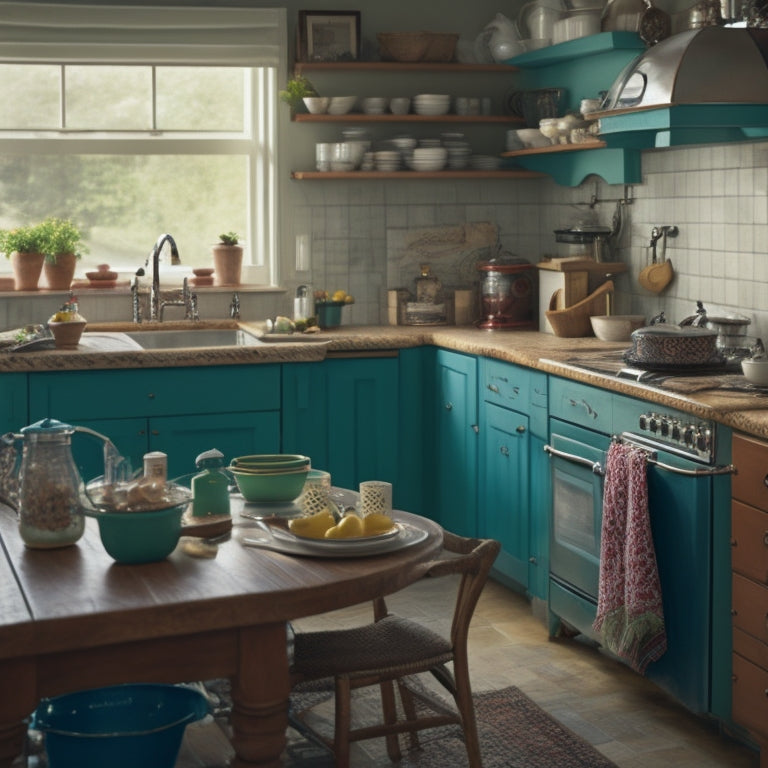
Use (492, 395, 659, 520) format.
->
(0, 4, 287, 287)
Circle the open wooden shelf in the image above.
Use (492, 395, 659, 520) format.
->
(502, 140, 606, 157)
(294, 113, 523, 124)
(291, 169, 546, 180)
(293, 62, 518, 73)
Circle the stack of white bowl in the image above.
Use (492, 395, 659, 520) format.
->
(413, 94, 451, 116)
(374, 150, 401, 171)
(445, 142, 472, 169)
(408, 146, 448, 171)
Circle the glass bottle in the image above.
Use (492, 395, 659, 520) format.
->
(18, 418, 85, 549)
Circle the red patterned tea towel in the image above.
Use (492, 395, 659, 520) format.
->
(593, 442, 667, 673)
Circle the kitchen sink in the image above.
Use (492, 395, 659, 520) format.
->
(124, 328, 263, 349)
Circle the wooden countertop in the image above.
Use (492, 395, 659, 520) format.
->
(2, 321, 767, 441)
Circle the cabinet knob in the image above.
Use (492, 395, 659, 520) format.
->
(763, 473, 768, 489)
(730, 538, 738, 548)
(151, 429, 160, 436)
(444, 402, 453, 411)
(500, 445, 510, 457)
(147, 393, 155, 399)
(487, 384, 500, 393)
(528, 556, 537, 564)
(516, 425, 526, 434)
(763, 531, 768, 547)
(471, 424, 479, 434)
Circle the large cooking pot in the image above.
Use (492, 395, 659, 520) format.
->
(627, 323, 719, 366)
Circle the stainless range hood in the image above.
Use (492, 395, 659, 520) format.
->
(600, 27, 768, 113)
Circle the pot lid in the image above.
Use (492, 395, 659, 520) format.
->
(554, 226, 612, 244)
(706, 313, 750, 326)
(631, 324, 717, 338)
(600, 27, 768, 113)
(21, 417, 74, 434)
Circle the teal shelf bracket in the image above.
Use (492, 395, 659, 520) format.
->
(512, 147, 642, 187)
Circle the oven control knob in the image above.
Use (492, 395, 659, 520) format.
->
(683, 425, 696, 447)
(660, 418, 670, 437)
(639, 414, 648, 430)
(697, 428, 711, 453)
(648, 414, 659, 433)
(671, 421, 682, 441)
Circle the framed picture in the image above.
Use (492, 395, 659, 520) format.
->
(298, 11, 361, 62)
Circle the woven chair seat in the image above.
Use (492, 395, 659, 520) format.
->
(292, 614, 453, 681)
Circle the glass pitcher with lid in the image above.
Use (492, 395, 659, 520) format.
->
(17, 418, 86, 548)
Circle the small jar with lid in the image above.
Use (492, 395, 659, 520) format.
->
(18, 418, 85, 549)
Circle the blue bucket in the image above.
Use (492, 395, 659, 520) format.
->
(31, 683, 209, 768)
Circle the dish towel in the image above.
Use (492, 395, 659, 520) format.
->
(593, 442, 667, 673)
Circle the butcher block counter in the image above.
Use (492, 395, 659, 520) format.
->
(1, 321, 768, 440)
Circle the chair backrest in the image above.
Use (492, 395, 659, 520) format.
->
(379, 531, 500, 652)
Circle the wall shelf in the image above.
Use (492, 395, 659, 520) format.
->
(294, 113, 523, 124)
(293, 62, 517, 74)
(291, 169, 546, 180)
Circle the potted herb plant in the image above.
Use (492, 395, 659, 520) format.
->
(212, 231, 244, 286)
(0, 224, 46, 291)
(279, 75, 318, 113)
(39, 217, 86, 290)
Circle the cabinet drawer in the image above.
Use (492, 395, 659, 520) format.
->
(732, 499, 768, 583)
(29, 365, 281, 420)
(549, 376, 613, 433)
(733, 433, 768, 509)
(480, 358, 547, 410)
(733, 572, 768, 643)
(732, 652, 768, 739)
(734, 627, 768, 671)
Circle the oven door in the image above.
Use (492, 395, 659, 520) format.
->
(548, 419, 608, 613)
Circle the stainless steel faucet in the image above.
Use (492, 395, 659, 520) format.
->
(147, 233, 180, 322)
(158, 277, 199, 322)
(230, 291, 240, 320)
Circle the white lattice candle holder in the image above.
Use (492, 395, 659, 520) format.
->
(298, 470, 332, 516)
(358, 480, 393, 517)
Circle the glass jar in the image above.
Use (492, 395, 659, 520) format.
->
(18, 418, 85, 549)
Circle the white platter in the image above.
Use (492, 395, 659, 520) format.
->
(240, 520, 427, 558)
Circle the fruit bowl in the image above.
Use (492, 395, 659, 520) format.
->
(230, 466, 309, 503)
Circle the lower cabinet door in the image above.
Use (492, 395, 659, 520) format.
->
(150, 411, 280, 479)
(282, 358, 399, 495)
(480, 401, 530, 588)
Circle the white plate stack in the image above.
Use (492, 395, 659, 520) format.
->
(469, 154, 502, 171)
(413, 94, 451, 116)
(445, 141, 472, 169)
(408, 146, 448, 171)
(374, 150, 401, 171)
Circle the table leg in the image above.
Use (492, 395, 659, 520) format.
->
(0, 659, 36, 768)
(230, 623, 290, 767)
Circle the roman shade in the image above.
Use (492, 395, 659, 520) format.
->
(0, 3, 286, 66)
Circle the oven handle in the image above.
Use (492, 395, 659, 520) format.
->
(543, 444, 605, 476)
(615, 434, 737, 477)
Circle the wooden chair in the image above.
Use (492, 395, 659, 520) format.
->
(289, 531, 500, 767)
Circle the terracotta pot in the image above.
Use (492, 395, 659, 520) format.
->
(10, 251, 45, 291)
(43, 253, 78, 290)
(212, 244, 243, 286)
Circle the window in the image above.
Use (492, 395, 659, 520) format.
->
(0, 5, 286, 285)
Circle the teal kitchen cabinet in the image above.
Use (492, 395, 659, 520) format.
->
(478, 358, 549, 598)
(426, 348, 478, 537)
(0, 373, 28, 435)
(281, 355, 400, 498)
(28, 365, 281, 479)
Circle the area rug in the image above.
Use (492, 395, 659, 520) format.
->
(283, 677, 618, 767)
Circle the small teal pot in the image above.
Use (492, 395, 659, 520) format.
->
(315, 301, 344, 329)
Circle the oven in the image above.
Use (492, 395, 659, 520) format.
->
(544, 377, 735, 715)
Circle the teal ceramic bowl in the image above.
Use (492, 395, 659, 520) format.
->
(231, 466, 309, 503)
(231, 454, 310, 471)
(83, 504, 189, 564)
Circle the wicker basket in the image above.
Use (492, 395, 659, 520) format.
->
(377, 32, 459, 63)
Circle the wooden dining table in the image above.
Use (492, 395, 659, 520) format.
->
(0, 499, 443, 767)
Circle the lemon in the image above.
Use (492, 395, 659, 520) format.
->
(289, 509, 335, 539)
(332, 290, 347, 303)
(324, 513, 364, 539)
(362, 513, 395, 537)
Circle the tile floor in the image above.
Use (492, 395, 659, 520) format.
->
(178, 574, 760, 767)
